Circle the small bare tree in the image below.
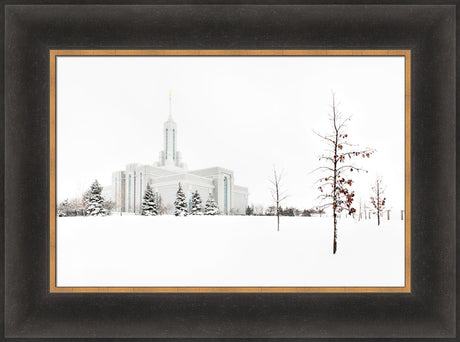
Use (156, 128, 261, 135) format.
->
(270, 166, 287, 231)
(370, 177, 386, 226)
(358, 198, 363, 221)
(314, 94, 374, 254)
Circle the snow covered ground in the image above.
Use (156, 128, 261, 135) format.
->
(56, 215, 405, 287)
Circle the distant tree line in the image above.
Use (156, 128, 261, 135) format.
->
(245, 204, 325, 217)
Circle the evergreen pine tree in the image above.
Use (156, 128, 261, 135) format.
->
(190, 190, 203, 215)
(174, 183, 188, 216)
(204, 194, 219, 215)
(85, 180, 106, 216)
(57, 199, 70, 217)
(142, 184, 158, 216)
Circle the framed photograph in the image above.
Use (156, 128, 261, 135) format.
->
(51, 49, 410, 293)
(2, 2, 456, 340)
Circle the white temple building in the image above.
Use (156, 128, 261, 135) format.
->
(107, 93, 249, 215)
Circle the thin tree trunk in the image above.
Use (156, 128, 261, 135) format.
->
(377, 180, 380, 226)
(332, 97, 338, 254)
(333, 211, 337, 254)
(275, 171, 280, 231)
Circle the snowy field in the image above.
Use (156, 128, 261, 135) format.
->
(56, 215, 405, 287)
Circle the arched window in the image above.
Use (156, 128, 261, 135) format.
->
(173, 129, 176, 160)
(165, 129, 169, 160)
(224, 177, 228, 215)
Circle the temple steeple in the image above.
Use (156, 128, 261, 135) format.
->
(158, 91, 184, 169)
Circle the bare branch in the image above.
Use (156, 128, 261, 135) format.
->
(336, 115, 352, 131)
(336, 165, 368, 173)
(310, 166, 335, 173)
(312, 130, 336, 145)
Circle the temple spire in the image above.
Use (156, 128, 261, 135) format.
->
(162, 90, 178, 167)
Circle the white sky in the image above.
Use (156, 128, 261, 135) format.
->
(57, 56, 405, 211)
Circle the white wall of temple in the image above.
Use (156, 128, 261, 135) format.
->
(185, 183, 214, 211)
(212, 173, 233, 215)
(154, 184, 179, 209)
(121, 164, 169, 213)
(146, 164, 181, 177)
(153, 182, 215, 213)
(187, 168, 237, 214)
(158, 151, 165, 166)
(232, 191, 248, 215)
(111, 171, 126, 212)
(174, 151, 186, 169)
(135, 169, 144, 214)
(124, 164, 137, 213)
(113, 163, 247, 215)
(132, 166, 161, 214)
(101, 185, 112, 202)
(150, 172, 212, 186)
(189, 167, 234, 179)
(124, 172, 133, 213)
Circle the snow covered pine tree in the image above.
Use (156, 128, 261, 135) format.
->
(57, 199, 70, 217)
(85, 180, 106, 216)
(142, 184, 158, 216)
(190, 190, 203, 215)
(204, 194, 219, 215)
(174, 183, 188, 216)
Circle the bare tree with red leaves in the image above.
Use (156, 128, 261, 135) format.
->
(314, 94, 375, 254)
(370, 176, 386, 226)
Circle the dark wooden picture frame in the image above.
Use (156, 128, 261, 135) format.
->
(2, 1, 456, 339)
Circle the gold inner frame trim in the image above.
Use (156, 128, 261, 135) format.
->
(50, 49, 411, 293)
